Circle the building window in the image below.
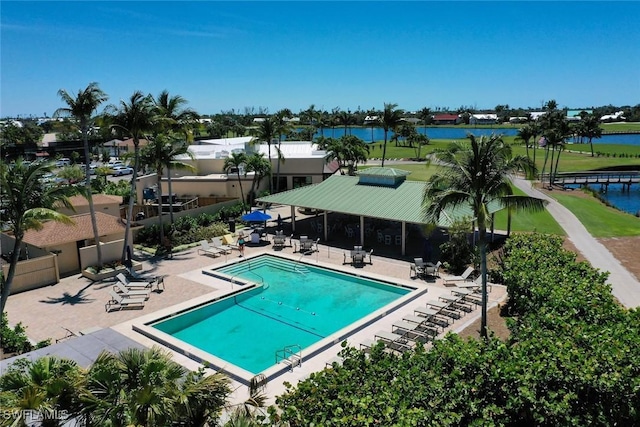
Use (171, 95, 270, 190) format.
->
(293, 176, 312, 189)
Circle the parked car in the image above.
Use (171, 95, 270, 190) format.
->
(111, 165, 134, 176)
(55, 158, 71, 167)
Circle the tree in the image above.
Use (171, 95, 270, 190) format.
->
(380, 103, 404, 167)
(244, 152, 271, 205)
(417, 107, 432, 136)
(273, 109, 292, 193)
(325, 136, 369, 175)
(578, 112, 603, 157)
(139, 136, 194, 246)
(54, 82, 108, 268)
(0, 160, 75, 315)
(538, 101, 571, 188)
(252, 117, 277, 193)
(0, 356, 85, 426)
(224, 152, 248, 211)
(152, 90, 199, 222)
(423, 134, 546, 339)
(81, 347, 230, 426)
(106, 91, 155, 264)
(515, 123, 536, 161)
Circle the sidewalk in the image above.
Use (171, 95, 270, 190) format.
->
(512, 177, 640, 308)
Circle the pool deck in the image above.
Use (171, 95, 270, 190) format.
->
(3, 231, 506, 406)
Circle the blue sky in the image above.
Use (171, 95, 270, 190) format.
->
(2, 1, 639, 118)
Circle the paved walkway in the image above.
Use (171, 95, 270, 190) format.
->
(512, 177, 640, 308)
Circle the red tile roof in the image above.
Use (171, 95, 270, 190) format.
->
(63, 194, 123, 207)
(21, 212, 127, 247)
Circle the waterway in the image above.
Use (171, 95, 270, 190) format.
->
(312, 127, 640, 146)
(592, 184, 640, 216)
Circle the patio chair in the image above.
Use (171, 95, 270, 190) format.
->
(352, 251, 365, 265)
(116, 273, 152, 290)
(113, 281, 151, 299)
(273, 233, 287, 249)
(442, 266, 475, 285)
(424, 261, 442, 278)
(211, 237, 233, 254)
(197, 240, 222, 257)
(105, 290, 146, 312)
(410, 258, 426, 278)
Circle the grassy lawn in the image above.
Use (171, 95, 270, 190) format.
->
(493, 186, 565, 235)
(550, 191, 640, 237)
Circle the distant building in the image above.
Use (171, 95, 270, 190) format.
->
(566, 109, 593, 121)
(432, 114, 461, 125)
(469, 114, 498, 125)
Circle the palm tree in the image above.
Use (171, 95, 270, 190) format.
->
(81, 347, 230, 426)
(244, 152, 271, 205)
(139, 136, 195, 246)
(152, 90, 199, 222)
(418, 107, 432, 137)
(579, 113, 603, 157)
(54, 82, 108, 268)
(423, 134, 546, 339)
(0, 160, 75, 315)
(273, 109, 292, 192)
(516, 123, 536, 161)
(106, 91, 155, 264)
(380, 103, 404, 167)
(224, 152, 248, 211)
(539, 103, 571, 188)
(0, 355, 85, 426)
(337, 110, 352, 136)
(252, 117, 277, 193)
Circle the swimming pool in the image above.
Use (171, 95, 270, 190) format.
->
(138, 254, 420, 383)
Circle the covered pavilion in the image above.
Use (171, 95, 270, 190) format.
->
(257, 167, 506, 255)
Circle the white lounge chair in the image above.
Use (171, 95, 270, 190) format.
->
(424, 261, 442, 277)
(273, 233, 287, 249)
(197, 240, 221, 257)
(105, 290, 146, 312)
(113, 281, 151, 299)
(374, 330, 414, 353)
(442, 266, 475, 285)
(211, 237, 232, 254)
(116, 273, 152, 289)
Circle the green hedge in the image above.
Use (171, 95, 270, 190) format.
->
(272, 234, 640, 426)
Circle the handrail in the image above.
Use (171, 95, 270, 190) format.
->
(275, 344, 302, 371)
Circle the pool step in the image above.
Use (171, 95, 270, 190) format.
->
(223, 256, 311, 276)
(275, 344, 302, 372)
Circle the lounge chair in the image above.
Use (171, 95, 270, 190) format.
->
(105, 290, 146, 312)
(197, 240, 222, 257)
(211, 237, 233, 254)
(392, 320, 436, 342)
(374, 330, 414, 353)
(442, 266, 475, 285)
(222, 234, 239, 249)
(116, 273, 152, 289)
(113, 281, 151, 299)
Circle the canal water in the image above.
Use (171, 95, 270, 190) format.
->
(311, 127, 640, 146)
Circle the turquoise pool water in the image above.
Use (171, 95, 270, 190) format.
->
(153, 255, 410, 375)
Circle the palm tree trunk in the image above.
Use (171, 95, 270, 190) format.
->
(122, 141, 140, 264)
(275, 139, 283, 193)
(549, 145, 556, 188)
(381, 131, 388, 167)
(157, 173, 165, 246)
(0, 237, 23, 314)
(589, 137, 594, 157)
(236, 171, 245, 210)
(553, 147, 563, 185)
(477, 222, 488, 340)
(167, 167, 175, 223)
(524, 137, 530, 161)
(540, 145, 550, 182)
(83, 129, 103, 268)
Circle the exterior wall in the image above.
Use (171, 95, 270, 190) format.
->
(2, 255, 59, 294)
(47, 241, 80, 275)
(58, 200, 122, 218)
(79, 238, 125, 270)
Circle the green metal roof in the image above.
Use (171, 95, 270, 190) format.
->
(257, 173, 504, 227)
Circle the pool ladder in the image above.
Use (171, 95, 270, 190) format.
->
(275, 344, 302, 371)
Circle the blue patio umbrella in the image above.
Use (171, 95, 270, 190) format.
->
(241, 210, 272, 222)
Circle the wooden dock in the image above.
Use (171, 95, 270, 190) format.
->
(551, 171, 640, 191)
